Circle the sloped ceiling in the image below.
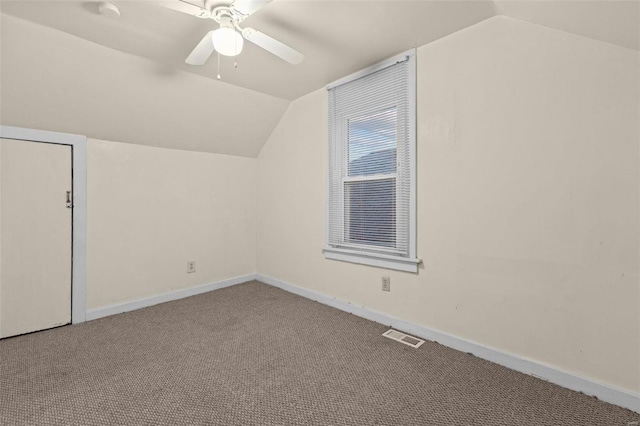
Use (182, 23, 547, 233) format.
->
(1, 1, 638, 157)
(0, 1, 497, 101)
(0, 13, 289, 157)
(495, 0, 640, 51)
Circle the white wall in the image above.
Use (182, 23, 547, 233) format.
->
(256, 16, 640, 394)
(87, 139, 256, 310)
(0, 12, 261, 312)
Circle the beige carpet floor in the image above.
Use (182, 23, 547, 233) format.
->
(1, 281, 638, 425)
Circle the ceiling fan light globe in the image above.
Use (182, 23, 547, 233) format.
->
(211, 27, 244, 57)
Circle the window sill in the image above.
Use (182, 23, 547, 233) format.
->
(323, 247, 421, 273)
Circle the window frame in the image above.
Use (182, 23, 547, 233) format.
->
(323, 49, 420, 273)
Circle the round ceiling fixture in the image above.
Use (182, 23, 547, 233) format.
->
(98, 2, 120, 18)
(211, 16, 244, 57)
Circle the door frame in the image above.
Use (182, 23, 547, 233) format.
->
(0, 125, 87, 324)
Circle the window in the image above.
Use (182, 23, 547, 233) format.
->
(324, 50, 420, 273)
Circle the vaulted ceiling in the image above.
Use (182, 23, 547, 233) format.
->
(1, 1, 638, 156)
(1, 0, 499, 100)
(495, 1, 639, 51)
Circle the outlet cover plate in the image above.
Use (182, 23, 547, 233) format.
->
(382, 276, 391, 291)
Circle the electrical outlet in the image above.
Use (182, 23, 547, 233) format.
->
(382, 276, 391, 292)
(187, 260, 196, 273)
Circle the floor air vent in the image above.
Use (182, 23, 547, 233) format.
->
(382, 329, 425, 348)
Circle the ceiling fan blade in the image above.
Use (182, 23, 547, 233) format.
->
(185, 32, 215, 65)
(155, 1, 211, 19)
(242, 28, 304, 65)
(230, 0, 272, 17)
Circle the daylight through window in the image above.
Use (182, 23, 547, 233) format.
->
(324, 50, 419, 273)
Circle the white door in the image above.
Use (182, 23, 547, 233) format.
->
(0, 138, 72, 338)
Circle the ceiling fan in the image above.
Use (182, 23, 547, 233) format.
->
(157, 0, 304, 66)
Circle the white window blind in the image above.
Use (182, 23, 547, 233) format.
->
(325, 50, 419, 273)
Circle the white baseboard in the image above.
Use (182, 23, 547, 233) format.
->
(257, 273, 640, 413)
(86, 273, 257, 321)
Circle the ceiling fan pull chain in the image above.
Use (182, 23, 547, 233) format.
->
(234, 30, 238, 68)
(217, 52, 222, 80)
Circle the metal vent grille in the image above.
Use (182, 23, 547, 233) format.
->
(382, 329, 425, 348)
